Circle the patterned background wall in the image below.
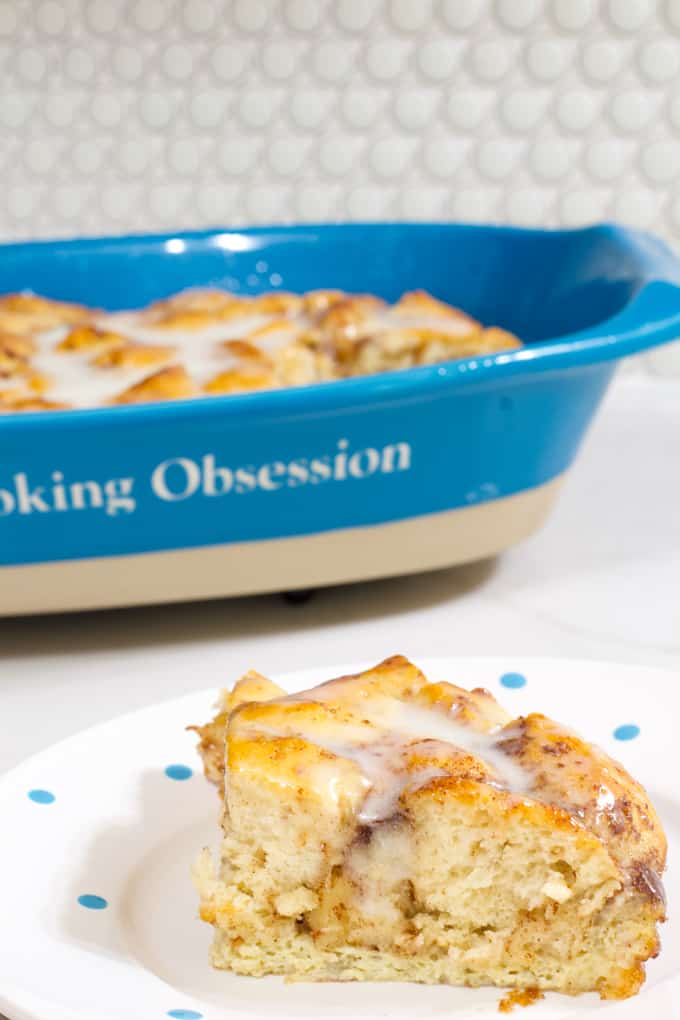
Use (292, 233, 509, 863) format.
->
(1, 0, 680, 369)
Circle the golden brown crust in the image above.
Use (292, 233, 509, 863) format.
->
(0, 292, 93, 334)
(57, 325, 127, 353)
(302, 289, 345, 316)
(94, 341, 177, 369)
(189, 671, 286, 792)
(151, 288, 238, 313)
(111, 365, 197, 404)
(392, 289, 477, 321)
(195, 655, 667, 913)
(0, 287, 523, 414)
(479, 326, 524, 352)
(203, 368, 276, 395)
(498, 987, 544, 1012)
(220, 338, 273, 363)
(0, 332, 38, 359)
(317, 296, 385, 335)
(252, 292, 303, 316)
(145, 292, 258, 329)
(495, 714, 666, 888)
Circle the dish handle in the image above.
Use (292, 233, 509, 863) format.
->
(579, 227, 680, 358)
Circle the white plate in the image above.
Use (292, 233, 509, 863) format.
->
(1, 657, 679, 1020)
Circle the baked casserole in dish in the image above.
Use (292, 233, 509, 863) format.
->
(1, 222, 679, 614)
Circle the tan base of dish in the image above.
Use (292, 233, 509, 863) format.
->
(1, 475, 563, 615)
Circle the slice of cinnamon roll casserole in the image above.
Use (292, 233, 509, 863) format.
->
(191, 656, 666, 1000)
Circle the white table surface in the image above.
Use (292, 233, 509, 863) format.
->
(2, 373, 679, 781)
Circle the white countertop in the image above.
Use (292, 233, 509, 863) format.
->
(2, 373, 680, 777)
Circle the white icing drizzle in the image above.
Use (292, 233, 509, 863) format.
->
(27, 313, 277, 407)
(240, 694, 533, 824)
(2, 291, 482, 409)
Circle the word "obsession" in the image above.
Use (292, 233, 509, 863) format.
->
(151, 439, 411, 502)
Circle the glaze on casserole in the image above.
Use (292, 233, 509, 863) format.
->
(0, 289, 521, 412)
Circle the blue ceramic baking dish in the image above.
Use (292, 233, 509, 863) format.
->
(2, 222, 680, 615)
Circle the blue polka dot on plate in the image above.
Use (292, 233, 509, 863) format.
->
(28, 789, 55, 804)
(165, 764, 193, 781)
(500, 672, 527, 689)
(167, 1011, 203, 1019)
(613, 724, 640, 741)
(77, 894, 108, 910)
